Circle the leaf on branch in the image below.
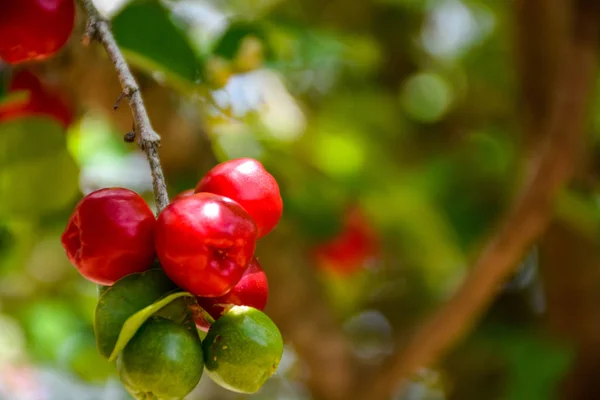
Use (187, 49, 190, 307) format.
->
(94, 268, 177, 359)
(107, 290, 195, 362)
(111, 0, 203, 89)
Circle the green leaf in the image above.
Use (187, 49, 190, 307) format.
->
(0, 117, 80, 217)
(108, 291, 194, 362)
(112, 0, 203, 88)
(213, 21, 273, 61)
(97, 284, 110, 299)
(152, 295, 190, 324)
(108, 292, 194, 361)
(94, 269, 177, 359)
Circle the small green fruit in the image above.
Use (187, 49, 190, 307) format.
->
(119, 317, 204, 400)
(203, 305, 283, 394)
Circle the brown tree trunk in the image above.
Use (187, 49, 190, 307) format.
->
(540, 220, 600, 399)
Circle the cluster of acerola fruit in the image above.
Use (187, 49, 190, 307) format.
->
(0, 0, 75, 127)
(61, 158, 285, 399)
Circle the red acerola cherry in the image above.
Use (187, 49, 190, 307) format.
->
(195, 158, 283, 239)
(0, 69, 73, 128)
(171, 189, 195, 202)
(0, 0, 75, 65)
(313, 207, 380, 276)
(61, 188, 156, 285)
(196, 258, 268, 323)
(155, 193, 258, 297)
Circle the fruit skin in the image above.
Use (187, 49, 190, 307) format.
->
(313, 206, 379, 276)
(61, 188, 156, 285)
(0, 0, 75, 64)
(196, 258, 268, 324)
(0, 69, 73, 128)
(195, 158, 283, 238)
(119, 317, 204, 400)
(203, 306, 283, 394)
(155, 192, 257, 297)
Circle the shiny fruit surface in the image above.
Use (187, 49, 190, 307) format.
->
(203, 306, 283, 394)
(61, 188, 156, 285)
(0, 0, 75, 64)
(155, 193, 257, 297)
(195, 158, 282, 238)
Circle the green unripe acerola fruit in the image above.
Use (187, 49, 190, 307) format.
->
(119, 317, 204, 400)
(203, 305, 284, 394)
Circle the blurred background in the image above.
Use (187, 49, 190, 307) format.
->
(1, 0, 600, 399)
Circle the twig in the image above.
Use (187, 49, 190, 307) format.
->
(355, 1, 600, 398)
(76, 0, 169, 213)
(113, 92, 126, 110)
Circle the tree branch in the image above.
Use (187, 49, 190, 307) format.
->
(356, 1, 600, 398)
(76, 0, 169, 212)
(540, 221, 600, 399)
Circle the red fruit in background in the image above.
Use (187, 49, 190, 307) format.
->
(172, 189, 195, 202)
(195, 158, 283, 239)
(155, 193, 257, 297)
(196, 258, 268, 325)
(61, 188, 156, 285)
(313, 207, 380, 276)
(0, 69, 73, 128)
(0, 0, 75, 64)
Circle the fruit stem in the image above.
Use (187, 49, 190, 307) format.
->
(76, 0, 170, 213)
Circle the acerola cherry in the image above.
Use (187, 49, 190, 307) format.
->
(313, 207, 380, 276)
(155, 193, 257, 297)
(119, 317, 204, 399)
(196, 258, 269, 326)
(61, 188, 156, 285)
(0, 69, 73, 128)
(203, 306, 283, 394)
(0, 0, 75, 64)
(195, 158, 283, 238)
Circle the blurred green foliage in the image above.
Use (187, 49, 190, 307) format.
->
(0, 0, 596, 399)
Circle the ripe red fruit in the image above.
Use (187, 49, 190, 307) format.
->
(0, 0, 75, 64)
(0, 69, 73, 128)
(195, 158, 282, 239)
(313, 207, 379, 276)
(61, 188, 156, 285)
(196, 258, 268, 323)
(155, 193, 257, 297)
